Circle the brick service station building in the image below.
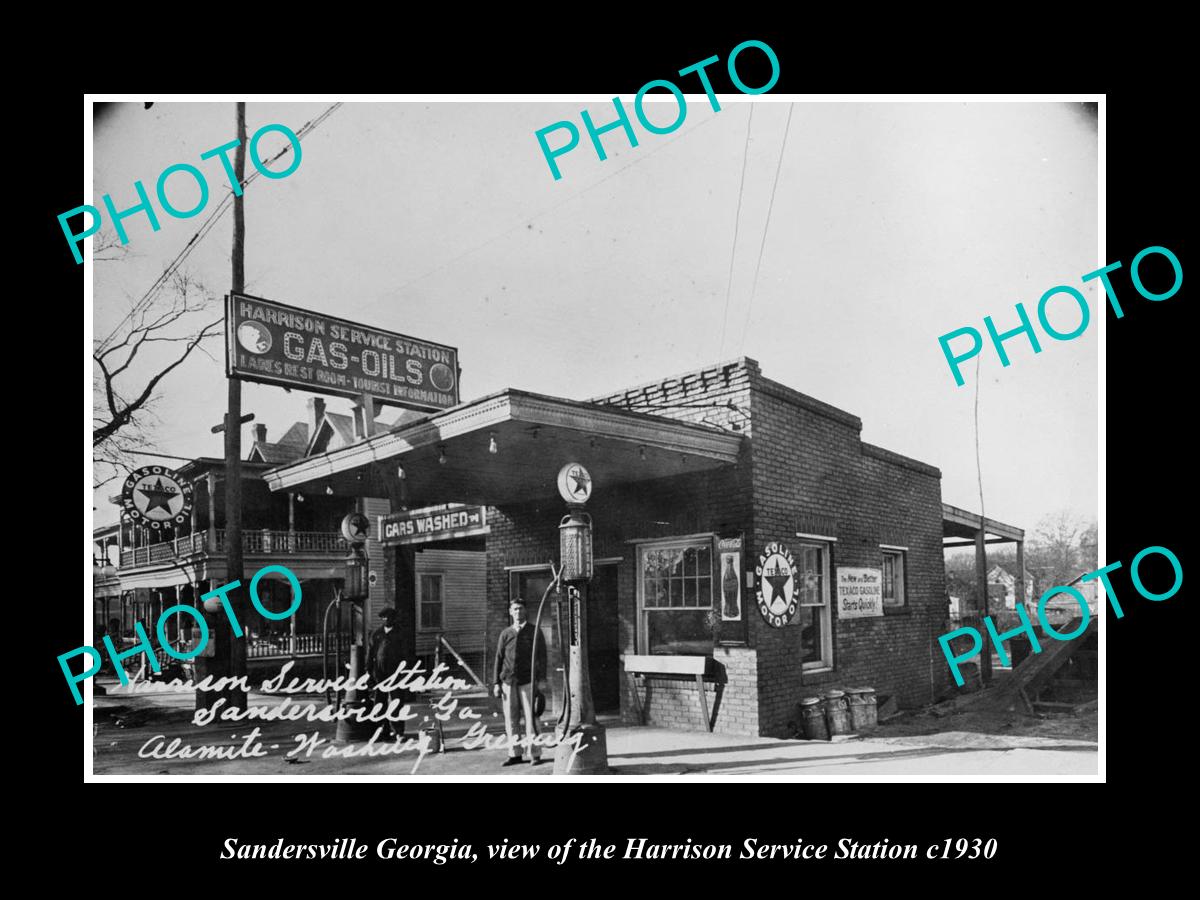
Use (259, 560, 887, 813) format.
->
(261, 357, 1021, 738)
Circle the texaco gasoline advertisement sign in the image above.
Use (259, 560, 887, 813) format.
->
(756, 541, 799, 627)
(121, 466, 194, 530)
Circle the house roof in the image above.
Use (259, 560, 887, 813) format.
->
(248, 420, 311, 464)
(326, 413, 356, 445)
(249, 440, 308, 464)
(276, 421, 309, 447)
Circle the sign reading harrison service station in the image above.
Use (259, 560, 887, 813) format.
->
(226, 292, 460, 412)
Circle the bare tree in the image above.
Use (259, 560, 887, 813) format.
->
(93, 230, 131, 262)
(1079, 520, 1098, 571)
(1025, 510, 1096, 594)
(93, 272, 222, 487)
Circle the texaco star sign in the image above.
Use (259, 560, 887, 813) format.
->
(341, 512, 372, 544)
(755, 541, 799, 628)
(557, 462, 592, 504)
(121, 466, 194, 530)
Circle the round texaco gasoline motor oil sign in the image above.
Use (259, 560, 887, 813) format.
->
(121, 465, 194, 530)
(756, 541, 799, 627)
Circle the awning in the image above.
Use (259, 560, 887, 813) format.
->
(942, 502, 1024, 546)
(262, 388, 744, 507)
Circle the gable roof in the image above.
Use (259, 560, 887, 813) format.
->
(276, 421, 309, 448)
(307, 412, 359, 456)
(249, 408, 432, 465)
(247, 420, 311, 464)
(249, 440, 307, 464)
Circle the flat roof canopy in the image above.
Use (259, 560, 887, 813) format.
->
(942, 502, 1024, 545)
(263, 389, 744, 507)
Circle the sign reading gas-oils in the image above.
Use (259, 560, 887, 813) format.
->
(226, 292, 459, 412)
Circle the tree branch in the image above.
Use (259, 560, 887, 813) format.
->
(93, 316, 222, 447)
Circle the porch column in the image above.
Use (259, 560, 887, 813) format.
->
(206, 471, 218, 552)
(190, 489, 198, 551)
(1015, 539, 1026, 614)
(288, 492, 296, 553)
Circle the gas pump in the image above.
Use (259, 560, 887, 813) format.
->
(332, 513, 375, 742)
(553, 463, 609, 774)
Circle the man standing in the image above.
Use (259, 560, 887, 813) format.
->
(367, 607, 406, 740)
(492, 599, 547, 766)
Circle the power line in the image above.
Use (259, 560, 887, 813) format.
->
(95, 103, 343, 354)
(738, 102, 794, 353)
(974, 352, 986, 528)
(717, 105, 754, 361)
(106, 448, 196, 462)
(361, 108, 723, 314)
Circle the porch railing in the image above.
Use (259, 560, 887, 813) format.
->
(110, 632, 356, 669)
(119, 530, 349, 568)
(248, 631, 354, 660)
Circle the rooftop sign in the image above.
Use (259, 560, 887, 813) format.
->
(226, 292, 460, 412)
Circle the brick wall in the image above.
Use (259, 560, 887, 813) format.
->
(479, 356, 948, 738)
(745, 365, 948, 735)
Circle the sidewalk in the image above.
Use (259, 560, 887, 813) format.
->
(90, 680, 1097, 779)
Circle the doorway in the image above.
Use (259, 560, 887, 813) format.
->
(587, 564, 620, 713)
(508, 563, 620, 715)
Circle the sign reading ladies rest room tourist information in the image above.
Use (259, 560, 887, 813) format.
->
(226, 292, 460, 412)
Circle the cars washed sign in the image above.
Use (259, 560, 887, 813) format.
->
(380, 504, 489, 546)
(227, 292, 460, 412)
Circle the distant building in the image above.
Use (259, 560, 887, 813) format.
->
(988, 564, 1034, 610)
(1025, 573, 1098, 624)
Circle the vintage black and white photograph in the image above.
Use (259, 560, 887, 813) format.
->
(86, 95, 1101, 781)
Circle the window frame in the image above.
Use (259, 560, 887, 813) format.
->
(416, 572, 444, 632)
(794, 539, 833, 671)
(635, 535, 716, 656)
(880, 546, 907, 611)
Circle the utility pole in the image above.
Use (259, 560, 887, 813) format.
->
(224, 101, 248, 710)
(975, 516, 991, 686)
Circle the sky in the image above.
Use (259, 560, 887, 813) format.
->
(90, 99, 1099, 535)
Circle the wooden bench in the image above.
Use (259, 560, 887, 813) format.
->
(623, 655, 719, 732)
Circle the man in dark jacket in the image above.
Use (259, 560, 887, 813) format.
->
(492, 599, 547, 766)
(367, 607, 406, 739)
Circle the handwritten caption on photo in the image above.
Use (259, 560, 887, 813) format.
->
(123, 659, 585, 775)
(61, 564, 302, 704)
